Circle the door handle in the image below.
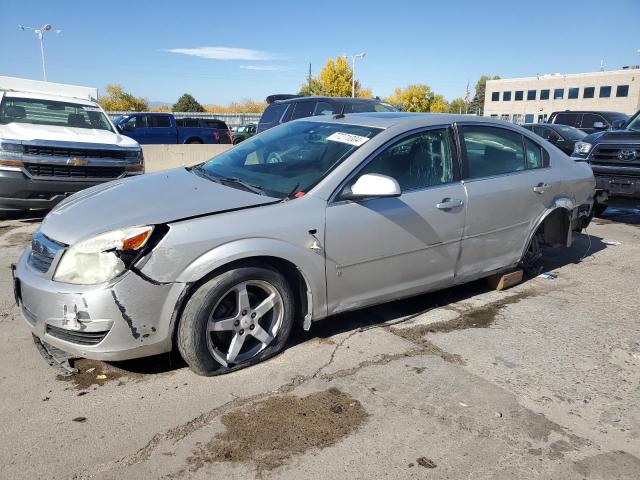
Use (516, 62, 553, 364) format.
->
(436, 198, 464, 210)
(532, 183, 551, 194)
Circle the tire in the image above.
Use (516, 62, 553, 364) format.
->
(233, 138, 242, 145)
(594, 203, 608, 217)
(186, 139, 203, 145)
(177, 266, 295, 376)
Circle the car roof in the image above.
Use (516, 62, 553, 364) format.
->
(550, 110, 628, 117)
(271, 96, 388, 105)
(524, 123, 577, 130)
(2, 91, 98, 106)
(300, 112, 511, 129)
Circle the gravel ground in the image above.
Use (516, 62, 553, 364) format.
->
(0, 206, 638, 479)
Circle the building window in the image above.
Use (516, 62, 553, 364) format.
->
(553, 88, 564, 100)
(599, 86, 611, 98)
(537, 114, 548, 123)
(540, 89, 550, 100)
(491, 92, 500, 101)
(527, 90, 536, 100)
(568, 87, 579, 99)
(515, 91, 523, 101)
(525, 114, 534, 123)
(616, 85, 629, 97)
(500, 114, 510, 121)
(490, 114, 498, 118)
(583, 87, 595, 98)
(503, 91, 511, 101)
(512, 114, 522, 124)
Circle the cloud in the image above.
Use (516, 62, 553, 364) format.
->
(164, 47, 282, 61)
(239, 65, 281, 71)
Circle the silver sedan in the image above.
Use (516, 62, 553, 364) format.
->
(14, 113, 595, 375)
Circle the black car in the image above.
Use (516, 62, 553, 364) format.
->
(571, 110, 640, 213)
(257, 95, 396, 133)
(548, 110, 629, 134)
(522, 123, 588, 155)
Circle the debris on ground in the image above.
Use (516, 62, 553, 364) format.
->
(187, 388, 368, 473)
(72, 417, 87, 423)
(603, 240, 622, 246)
(416, 457, 437, 468)
(538, 272, 558, 280)
(487, 269, 523, 291)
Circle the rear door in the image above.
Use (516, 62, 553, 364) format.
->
(324, 127, 466, 314)
(136, 114, 175, 144)
(579, 113, 608, 134)
(456, 124, 556, 277)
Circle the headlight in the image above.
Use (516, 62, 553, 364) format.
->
(573, 141, 593, 156)
(53, 226, 153, 285)
(0, 140, 24, 170)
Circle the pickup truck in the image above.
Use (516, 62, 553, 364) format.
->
(113, 113, 232, 144)
(571, 109, 640, 214)
(0, 76, 143, 216)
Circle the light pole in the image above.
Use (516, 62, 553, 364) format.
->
(341, 52, 365, 97)
(19, 23, 61, 81)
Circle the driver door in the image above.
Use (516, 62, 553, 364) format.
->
(324, 128, 467, 315)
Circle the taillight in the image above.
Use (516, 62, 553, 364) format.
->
(213, 130, 220, 142)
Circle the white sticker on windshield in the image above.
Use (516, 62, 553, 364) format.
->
(326, 132, 370, 147)
(83, 106, 102, 112)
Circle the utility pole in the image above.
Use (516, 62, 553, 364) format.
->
(19, 23, 61, 81)
(308, 63, 312, 93)
(341, 53, 366, 97)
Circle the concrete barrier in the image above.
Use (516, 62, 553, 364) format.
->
(142, 144, 233, 173)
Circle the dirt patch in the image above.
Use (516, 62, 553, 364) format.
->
(5, 231, 33, 246)
(0, 225, 17, 237)
(187, 388, 368, 474)
(56, 358, 139, 390)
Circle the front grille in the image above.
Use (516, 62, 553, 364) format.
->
(46, 324, 109, 346)
(592, 145, 640, 164)
(24, 163, 125, 179)
(23, 145, 129, 160)
(28, 231, 64, 273)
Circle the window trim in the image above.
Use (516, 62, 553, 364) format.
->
(583, 87, 595, 99)
(568, 87, 579, 99)
(599, 86, 612, 98)
(454, 122, 550, 182)
(514, 90, 524, 101)
(540, 89, 550, 100)
(329, 125, 462, 203)
(527, 90, 536, 101)
(616, 85, 629, 98)
(491, 92, 500, 102)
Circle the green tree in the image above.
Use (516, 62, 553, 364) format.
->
(172, 93, 205, 112)
(430, 94, 448, 113)
(448, 97, 467, 114)
(386, 84, 442, 112)
(469, 75, 500, 115)
(298, 56, 368, 97)
(98, 85, 148, 111)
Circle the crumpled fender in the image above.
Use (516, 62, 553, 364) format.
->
(174, 237, 327, 322)
(519, 196, 577, 259)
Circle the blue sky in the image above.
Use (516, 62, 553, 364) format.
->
(1, 0, 639, 105)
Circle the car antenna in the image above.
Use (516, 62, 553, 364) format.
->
(333, 104, 346, 119)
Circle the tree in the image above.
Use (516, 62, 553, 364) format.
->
(448, 97, 467, 114)
(204, 98, 267, 113)
(385, 84, 436, 112)
(172, 93, 205, 112)
(298, 56, 368, 97)
(429, 94, 448, 113)
(98, 85, 148, 111)
(469, 75, 500, 115)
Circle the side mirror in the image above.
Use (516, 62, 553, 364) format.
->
(612, 120, 626, 130)
(593, 121, 607, 130)
(340, 173, 401, 200)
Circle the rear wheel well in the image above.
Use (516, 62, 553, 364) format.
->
(539, 207, 572, 248)
(171, 256, 309, 349)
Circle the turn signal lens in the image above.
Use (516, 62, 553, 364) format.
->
(0, 160, 23, 167)
(122, 229, 152, 251)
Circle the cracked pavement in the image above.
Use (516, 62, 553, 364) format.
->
(0, 207, 639, 479)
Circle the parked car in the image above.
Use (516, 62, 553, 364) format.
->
(571, 109, 640, 213)
(257, 95, 396, 132)
(15, 113, 595, 376)
(113, 113, 232, 144)
(522, 123, 587, 155)
(0, 76, 143, 217)
(232, 123, 256, 144)
(548, 110, 629, 134)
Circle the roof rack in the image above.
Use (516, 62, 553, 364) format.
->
(265, 94, 303, 104)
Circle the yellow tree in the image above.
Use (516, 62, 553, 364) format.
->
(98, 85, 148, 111)
(386, 84, 432, 112)
(430, 94, 448, 113)
(299, 56, 369, 97)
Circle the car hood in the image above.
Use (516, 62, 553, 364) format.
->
(41, 167, 278, 245)
(583, 129, 640, 144)
(0, 121, 139, 148)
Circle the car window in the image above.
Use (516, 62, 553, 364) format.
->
(461, 126, 525, 179)
(553, 112, 580, 127)
(198, 121, 382, 198)
(149, 115, 171, 128)
(260, 103, 287, 125)
(524, 137, 544, 169)
(314, 102, 336, 116)
(357, 129, 454, 191)
(290, 101, 316, 120)
(581, 113, 605, 128)
(540, 127, 560, 142)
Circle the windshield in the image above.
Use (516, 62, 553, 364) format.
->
(554, 125, 587, 141)
(0, 96, 113, 131)
(627, 113, 640, 132)
(194, 121, 382, 198)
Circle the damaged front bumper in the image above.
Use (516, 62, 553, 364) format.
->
(14, 247, 187, 361)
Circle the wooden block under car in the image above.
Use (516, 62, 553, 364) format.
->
(487, 269, 523, 291)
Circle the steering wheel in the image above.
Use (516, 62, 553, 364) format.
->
(266, 151, 283, 164)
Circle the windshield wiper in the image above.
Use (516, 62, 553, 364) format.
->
(217, 176, 266, 196)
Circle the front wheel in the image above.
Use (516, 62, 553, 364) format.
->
(177, 266, 295, 376)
